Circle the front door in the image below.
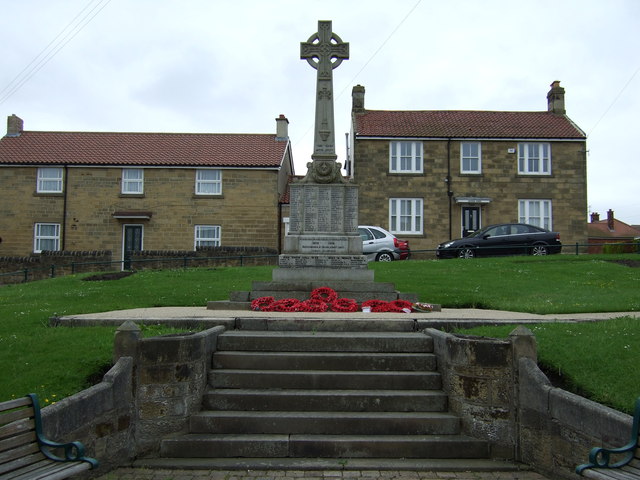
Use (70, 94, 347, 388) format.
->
(123, 225, 143, 270)
(462, 207, 480, 237)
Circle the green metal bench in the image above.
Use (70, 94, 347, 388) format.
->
(576, 397, 640, 479)
(0, 393, 98, 479)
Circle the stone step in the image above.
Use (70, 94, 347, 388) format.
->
(212, 351, 437, 371)
(216, 330, 433, 353)
(188, 411, 460, 435)
(203, 388, 448, 412)
(209, 369, 442, 390)
(159, 433, 488, 459)
(233, 316, 419, 332)
(134, 457, 528, 472)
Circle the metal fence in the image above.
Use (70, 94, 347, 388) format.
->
(1, 242, 637, 285)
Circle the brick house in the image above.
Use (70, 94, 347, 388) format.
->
(348, 81, 588, 253)
(0, 114, 294, 264)
(587, 210, 640, 253)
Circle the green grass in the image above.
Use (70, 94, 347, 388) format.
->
(0, 255, 638, 411)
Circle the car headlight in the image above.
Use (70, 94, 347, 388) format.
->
(441, 241, 455, 249)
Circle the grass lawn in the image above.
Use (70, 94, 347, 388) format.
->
(0, 254, 638, 412)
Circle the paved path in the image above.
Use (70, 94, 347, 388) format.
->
(96, 467, 551, 480)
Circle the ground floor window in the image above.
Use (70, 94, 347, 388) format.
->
(195, 225, 221, 248)
(34, 223, 60, 252)
(519, 199, 552, 229)
(389, 198, 423, 234)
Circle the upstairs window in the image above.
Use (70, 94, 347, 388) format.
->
(389, 198, 423, 234)
(461, 142, 481, 174)
(518, 143, 551, 175)
(519, 199, 552, 230)
(37, 167, 63, 193)
(195, 225, 221, 247)
(389, 141, 423, 174)
(34, 223, 60, 252)
(195, 169, 222, 195)
(122, 168, 144, 194)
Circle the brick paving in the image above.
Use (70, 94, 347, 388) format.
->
(96, 468, 552, 480)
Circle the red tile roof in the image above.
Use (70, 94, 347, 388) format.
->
(587, 220, 640, 239)
(0, 131, 289, 168)
(354, 110, 586, 139)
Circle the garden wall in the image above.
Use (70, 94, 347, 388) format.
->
(39, 323, 634, 479)
(0, 251, 113, 284)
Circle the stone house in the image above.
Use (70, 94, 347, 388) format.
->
(0, 114, 294, 264)
(348, 81, 588, 253)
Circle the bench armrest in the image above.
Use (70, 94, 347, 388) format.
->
(28, 394, 99, 469)
(576, 397, 640, 474)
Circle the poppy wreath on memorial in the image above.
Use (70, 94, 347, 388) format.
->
(270, 298, 301, 312)
(298, 298, 330, 312)
(361, 299, 390, 312)
(386, 299, 414, 313)
(251, 296, 275, 311)
(310, 287, 339, 304)
(330, 297, 359, 313)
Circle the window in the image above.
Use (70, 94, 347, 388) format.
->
(34, 223, 60, 252)
(389, 141, 423, 173)
(195, 169, 222, 195)
(122, 168, 144, 194)
(389, 198, 423, 234)
(461, 142, 481, 174)
(195, 225, 221, 247)
(37, 167, 63, 193)
(518, 143, 551, 175)
(519, 199, 552, 229)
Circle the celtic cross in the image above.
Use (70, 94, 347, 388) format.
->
(300, 20, 349, 171)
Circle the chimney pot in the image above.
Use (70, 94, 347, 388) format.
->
(590, 212, 600, 223)
(7, 114, 24, 136)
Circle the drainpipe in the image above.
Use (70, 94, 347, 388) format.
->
(62, 165, 69, 250)
(446, 139, 453, 240)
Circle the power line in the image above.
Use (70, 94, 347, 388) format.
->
(587, 64, 640, 137)
(0, 0, 111, 106)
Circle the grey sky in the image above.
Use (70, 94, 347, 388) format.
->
(2, 0, 639, 224)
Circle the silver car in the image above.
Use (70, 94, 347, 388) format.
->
(358, 225, 410, 262)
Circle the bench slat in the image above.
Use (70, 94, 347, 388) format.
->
(0, 395, 97, 479)
(1, 459, 92, 480)
(583, 468, 638, 480)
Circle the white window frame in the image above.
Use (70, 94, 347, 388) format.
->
(519, 199, 553, 230)
(194, 225, 221, 248)
(389, 198, 423, 235)
(389, 141, 423, 174)
(518, 143, 551, 175)
(121, 168, 144, 194)
(37, 167, 63, 193)
(195, 169, 222, 195)
(34, 223, 60, 252)
(460, 142, 482, 174)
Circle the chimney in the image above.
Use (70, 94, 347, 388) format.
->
(590, 212, 600, 223)
(352, 85, 365, 113)
(547, 80, 566, 114)
(607, 209, 615, 230)
(7, 114, 24, 136)
(275, 114, 289, 141)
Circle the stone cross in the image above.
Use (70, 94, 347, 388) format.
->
(300, 21, 349, 183)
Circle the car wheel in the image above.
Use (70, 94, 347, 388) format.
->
(531, 244, 548, 256)
(458, 247, 475, 259)
(376, 252, 394, 262)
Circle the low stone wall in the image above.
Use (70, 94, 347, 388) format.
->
(518, 357, 633, 479)
(0, 251, 113, 284)
(38, 322, 635, 479)
(129, 246, 278, 270)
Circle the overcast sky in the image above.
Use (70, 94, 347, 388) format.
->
(2, 0, 639, 225)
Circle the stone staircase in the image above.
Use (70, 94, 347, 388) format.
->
(146, 326, 514, 470)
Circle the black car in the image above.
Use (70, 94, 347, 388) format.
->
(436, 223, 562, 259)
